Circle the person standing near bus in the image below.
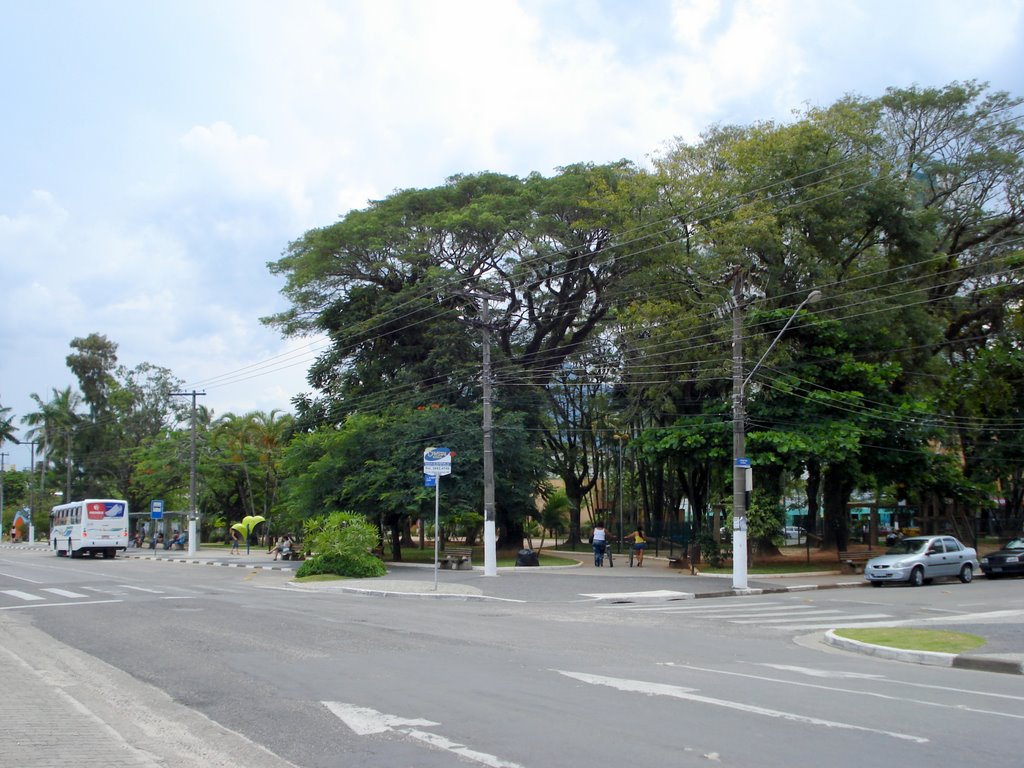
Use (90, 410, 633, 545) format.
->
(627, 525, 647, 567)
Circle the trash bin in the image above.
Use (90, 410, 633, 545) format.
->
(516, 548, 539, 567)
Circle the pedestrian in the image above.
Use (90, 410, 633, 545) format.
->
(591, 521, 607, 567)
(230, 527, 241, 554)
(687, 536, 701, 575)
(627, 525, 647, 566)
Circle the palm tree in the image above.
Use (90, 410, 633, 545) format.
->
(0, 403, 16, 445)
(22, 387, 84, 499)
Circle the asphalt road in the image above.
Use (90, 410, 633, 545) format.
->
(2, 546, 1023, 767)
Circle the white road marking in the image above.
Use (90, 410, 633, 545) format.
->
(0, 599, 122, 610)
(662, 662, 1024, 718)
(0, 570, 45, 583)
(41, 588, 89, 598)
(630, 602, 816, 614)
(731, 612, 892, 625)
(323, 701, 525, 768)
(119, 584, 165, 593)
(753, 664, 885, 679)
(555, 669, 928, 743)
(2, 590, 44, 601)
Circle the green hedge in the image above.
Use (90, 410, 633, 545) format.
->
(296, 552, 386, 579)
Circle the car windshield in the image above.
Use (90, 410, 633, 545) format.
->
(887, 538, 929, 554)
(1004, 538, 1024, 550)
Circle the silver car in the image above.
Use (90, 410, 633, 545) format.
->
(864, 535, 978, 587)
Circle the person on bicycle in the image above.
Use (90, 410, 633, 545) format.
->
(591, 521, 607, 567)
(627, 525, 647, 567)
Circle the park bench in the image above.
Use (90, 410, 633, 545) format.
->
(439, 547, 473, 570)
(838, 550, 873, 573)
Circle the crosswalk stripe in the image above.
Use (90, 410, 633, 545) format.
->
(119, 585, 164, 593)
(2, 590, 45, 601)
(41, 588, 89, 599)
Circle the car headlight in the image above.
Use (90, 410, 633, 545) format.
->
(894, 559, 916, 568)
(981, 557, 989, 564)
(1007, 556, 1020, 564)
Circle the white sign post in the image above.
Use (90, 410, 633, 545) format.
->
(423, 447, 452, 590)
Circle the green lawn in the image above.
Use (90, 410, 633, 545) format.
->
(833, 628, 986, 654)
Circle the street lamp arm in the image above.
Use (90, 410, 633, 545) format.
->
(742, 290, 822, 390)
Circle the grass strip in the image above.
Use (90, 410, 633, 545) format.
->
(833, 628, 986, 654)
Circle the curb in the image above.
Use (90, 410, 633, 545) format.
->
(824, 630, 1024, 675)
(122, 553, 297, 572)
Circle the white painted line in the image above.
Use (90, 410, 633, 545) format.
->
(323, 702, 525, 768)
(626, 606, 811, 618)
(731, 612, 891, 624)
(41, 588, 89, 599)
(0, 570, 45, 584)
(683, 608, 845, 620)
(119, 584, 165, 593)
(0, 599, 123, 610)
(555, 669, 928, 743)
(665, 661, 1024, 719)
(2, 590, 44, 601)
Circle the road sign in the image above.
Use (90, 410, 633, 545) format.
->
(424, 474, 436, 487)
(735, 457, 751, 468)
(423, 446, 452, 476)
(150, 499, 164, 519)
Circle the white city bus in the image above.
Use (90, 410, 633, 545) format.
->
(50, 499, 129, 558)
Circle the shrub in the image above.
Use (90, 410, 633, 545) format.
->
(303, 510, 379, 557)
(296, 552, 386, 579)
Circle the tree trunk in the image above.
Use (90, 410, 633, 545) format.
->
(805, 459, 821, 537)
(822, 466, 853, 550)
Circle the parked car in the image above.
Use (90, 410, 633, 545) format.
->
(780, 526, 806, 541)
(864, 535, 977, 587)
(979, 538, 1024, 578)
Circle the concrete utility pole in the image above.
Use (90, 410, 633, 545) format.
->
(732, 277, 822, 592)
(731, 272, 750, 590)
(0, 451, 7, 538)
(479, 296, 498, 577)
(172, 391, 205, 557)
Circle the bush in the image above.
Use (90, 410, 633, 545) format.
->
(303, 510, 379, 557)
(296, 552, 386, 579)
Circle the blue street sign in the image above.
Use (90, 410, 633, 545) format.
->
(150, 499, 164, 519)
(735, 457, 751, 468)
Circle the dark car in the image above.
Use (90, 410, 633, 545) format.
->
(980, 538, 1024, 578)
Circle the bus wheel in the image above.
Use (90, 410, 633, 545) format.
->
(102, 549, 115, 559)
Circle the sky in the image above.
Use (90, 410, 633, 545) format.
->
(2, 0, 1023, 471)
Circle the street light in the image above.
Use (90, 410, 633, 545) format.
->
(732, 284, 822, 591)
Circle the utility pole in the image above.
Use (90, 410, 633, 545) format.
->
(731, 275, 822, 592)
(172, 391, 205, 556)
(731, 272, 750, 590)
(0, 451, 7, 539)
(479, 296, 497, 577)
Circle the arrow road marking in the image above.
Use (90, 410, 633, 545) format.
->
(323, 702, 525, 768)
(554, 670, 928, 743)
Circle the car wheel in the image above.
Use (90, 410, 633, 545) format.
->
(959, 563, 973, 583)
(909, 566, 924, 587)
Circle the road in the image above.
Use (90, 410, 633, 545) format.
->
(2, 546, 1022, 767)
